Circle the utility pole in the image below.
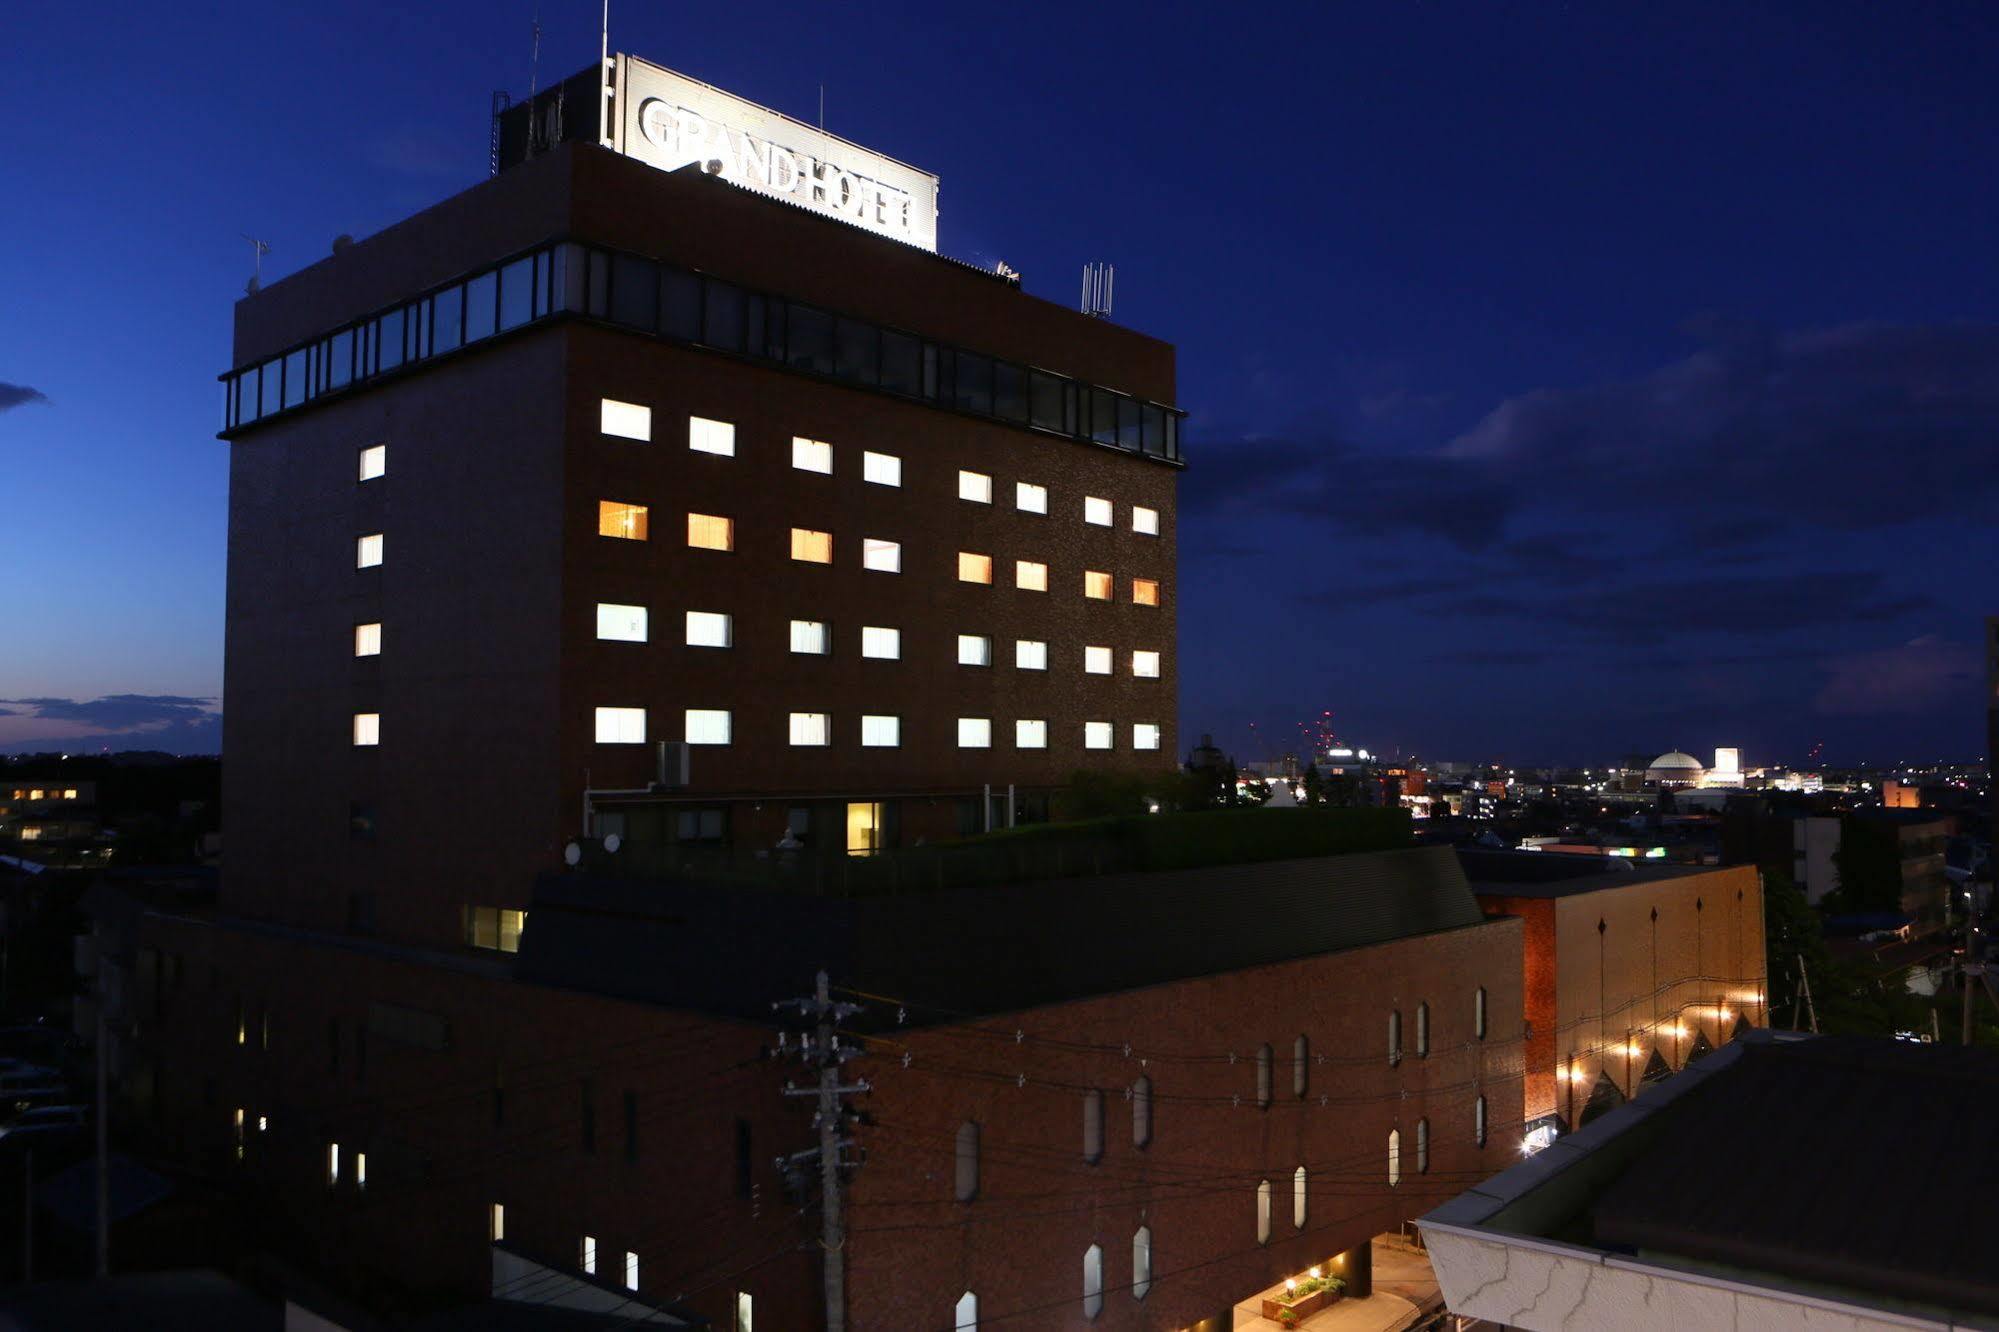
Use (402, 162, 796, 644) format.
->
(774, 972, 868, 1332)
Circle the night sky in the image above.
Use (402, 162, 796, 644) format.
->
(3, 2, 1994, 765)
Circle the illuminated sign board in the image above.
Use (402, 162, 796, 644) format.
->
(607, 55, 939, 252)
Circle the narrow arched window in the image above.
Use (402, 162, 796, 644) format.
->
(1293, 1165, 1308, 1228)
(1293, 1034, 1309, 1098)
(1082, 1244, 1103, 1320)
(1082, 1089, 1104, 1164)
(1132, 1227, 1153, 1301)
(954, 1121, 979, 1201)
(954, 1291, 977, 1330)
(1388, 1129, 1402, 1187)
(1389, 1010, 1403, 1067)
(1416, 1001, 1431, 1058)
(1256, 1178, 1272, 1243)
(1255, 1043, 1273, 1108)
(1476, 1094, 1489, 1147)
(1475, 986, 1488, 1040)
(1131, 1076, 1152, 1149)
(1417, 1117, 1431, 1174)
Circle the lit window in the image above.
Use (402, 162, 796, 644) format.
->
(1294, 1166, 1308, 1228)
(594, 707, 645, 744)
(489, 1203, 505, 1242)
(1475, 986, 1488, 1040)
(327, 1142, 341, 1186)
(466, 906, 527, 953)
(736, 1293, 753, 1332)
(1015, 719, 1047, 749)
(685, 709, 732, 745)
(957, 634, 992, 667)
(356, 1152, 367, 1190)
(598, 501, 648, 540)
(625, 1251, 639, 1292)
(1132, 650, 1161, 678)
(1388, 1130, 1402, 1187)
(689, 416, 735, 456)
(1016, 640, 1048, 670)
(863, 538, 901, 573)
(861, 626, 901, 659)
(1016, 481, 1047, 514)
(790, 620, 830, 655)
(600, 398, 651, 441)
(1256, 1179, 1272, 1244)
(955, 1122, 979, 1201)
(954, 1292, 977, 1331)
(1083, 1243, 1104, 1320)
(356, 533, 383, 568)
(1133, 578, 1160, 606)
(354, 623, 382, 657)
(1255, 1044, 1272, 1108)
(352, 713, 379, 747)
(1084, 646, 1112, 674)
(790, 528, 833, 564)
(581, 1235, 597, 1275)
(358, 444, 386, 481)
(687, 513, 734, 551)
(1015, 560, 1048, 591)
(958, 470, 992, 503)
(685, 611, 732, 648)
(863, 451, 901, 486)
(1132, 505, 1159, 535)
(1084, 721, 1113, 750)
(1133, 723, 1162, 751)
(595, 604, 647, 642)
(860, 715, 901, 748)
(957, 718, 991, 749)
(1132, 1227, 1152, 1301)
(958, 552, 993, 584)
(1084, 496, 1113, 526)
(792, 437, 832, 474)
(1084, 570, 1112, 599)
(788, 712, 830, 747)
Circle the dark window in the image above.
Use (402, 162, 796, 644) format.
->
(356, 1022, 368, 1079)
(702, 278, 744, 351)
(625, 1090, 639, 1163)
(921, 342, 939, 399)
(1142, 404, 1165, 456)
(1029, 372, 1064, 432)
(464, 271, 498, 343)
(953, 352, 993, 414)
(787, 305, 834, 375)
(586, 248, 612, 318)
(328, 1018, 341, 1075)
(734, 1118, 754, 1197)
(660, 268, 700, 340)
(498, 257, 534, 331)
(282, 349, 307, 409)
(1090, 388, 1117, 445)
(993, 362, 1026, 422)
(349, 802, 376, 839)
(745, 292, 768, 357)
(238, 366, 262, 423)
(880, 330, 920, 395)
(581, 1079, 596, 1154)
(835, 318, 879, 384)
(432, 286, 463, 355)
(675, 809, 726, 843)
(1117, 397, 1142, 451)
(493, 1080, 505, 1127)
(328, 330, 353, 390)
(611, 253, 659, 331)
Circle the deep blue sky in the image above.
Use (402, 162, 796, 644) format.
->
(3, 2, 1995, 765)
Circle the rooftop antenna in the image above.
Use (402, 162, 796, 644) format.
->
(597, 0, 610, 147)
(1080, 262, 1114, 318)
(241, 234, 271, 294)
(525, 5, 542, 157)
(819, 83, 825, 133)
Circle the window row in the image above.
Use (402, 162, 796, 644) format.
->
(596, 407, 1165, 535)
(590, 708, 1163, 752)
(947, 1230, 1148, 1329)
(1387, 991, 1490, 1065)
(223, 240, 1186, 469)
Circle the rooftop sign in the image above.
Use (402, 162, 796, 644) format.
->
(607, 55, 939, 252)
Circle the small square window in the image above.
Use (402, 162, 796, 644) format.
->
(352, 713, 380, 747)
(594, 707, 645, 744)
(788, 712, 830, 746)
(356, 533, 384, 568)
(357, 444, 386, 481)
(1016, 481, 1048, 514)
(861, 626, 901, 659)
(790, 620, 830, 655)
(1132, 650, 1161, 678)
(1015, 560, 1048, 592)
(1085, 721, 1114, 750)
(596, 603, 647, 642)
(1084, 646, 1112, 675)
(958, 471, 993, 503)
(685, 611, 732, 648)
(687, 513, 734, 551)
(1084, 496, 1113, 526)
(1133, 723, 1162, 750)
(684, 709, 732, 745)
(958, 552, 993, 584)
(1015, 719, 1048, 749)
(957, 634, 992, 666)
(601, 399, 651, 441)
(790, 528, 833, 564)
(1133, 506, 1160, 535)
(863, 451, 902, 486)
(354, 623, 381, 657)
(860, 714, 901, 747)
(689, 416, 734, 456)
(863, 538, 901, 573)
(1016, 639, 1048, 670)
(599, 501, 648, 541)
(957, 717, 992, 749)
(1084, 570, 1112, 600)
(792, 437, 833, 474)
(1133, 578, 1161, 606)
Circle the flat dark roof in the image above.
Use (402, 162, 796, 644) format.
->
(1458, 847, 1712, 898)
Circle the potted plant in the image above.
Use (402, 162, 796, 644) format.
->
(1261, 1273, 1348, 1323)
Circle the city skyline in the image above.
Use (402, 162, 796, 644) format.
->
(4, 1, 1995, 763)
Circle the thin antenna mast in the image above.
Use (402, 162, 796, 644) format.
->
(525, 6, 542, 157)
(240, 235, 271, 293)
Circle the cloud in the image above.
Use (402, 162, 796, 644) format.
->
(0, 697, 221, 756)
(1436, 570, 1925, 642)
(0, 383, 49, 412)
(1814, 635, 1980, 716)
(4, 695, 216, 729)
(1429, 648, 1551, 667)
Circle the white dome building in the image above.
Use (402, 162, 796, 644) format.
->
(1645, 750, 1706, 788)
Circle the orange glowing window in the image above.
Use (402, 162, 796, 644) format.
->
(1084, 570, 1113, 600)
(790, 528, 833, 564)
(597, 501, 648, 541)
(687, 513, 734, 551)
(958, 552, 993, 584)
(1132, 578, 1160, 606)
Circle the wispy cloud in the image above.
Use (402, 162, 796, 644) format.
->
(0, 382, 49, 413)
(0, 695, 221, 755)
